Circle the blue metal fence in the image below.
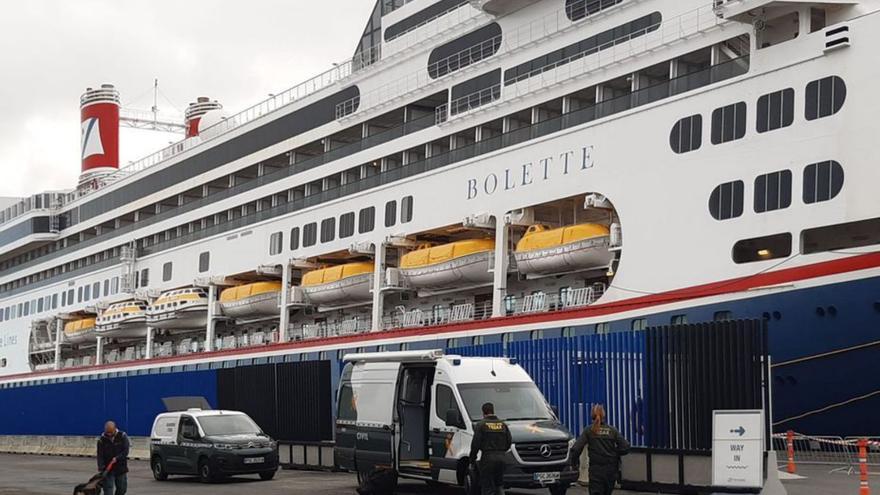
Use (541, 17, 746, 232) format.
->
(449, 321, 767, 452)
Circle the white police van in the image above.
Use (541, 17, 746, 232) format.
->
(335, 350, 577, 494)
(150, 409, 279, 483)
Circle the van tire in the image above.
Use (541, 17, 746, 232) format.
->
(259, 471, 276, 481)
(151, 456, 168, 481)
(198, 458, 215, 483)
(549, 484, 570, 495)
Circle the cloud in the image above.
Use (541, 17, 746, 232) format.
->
(0, 0, 374, 198)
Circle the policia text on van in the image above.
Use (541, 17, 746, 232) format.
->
(335, 350, 578, 494)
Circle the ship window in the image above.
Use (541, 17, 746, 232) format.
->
(93, 282, 100, 298)
(401, 196, 414, 223)
(631, 318, 647, 331)
(359, 207, 375, 233)
(801, 217, 880, 254)
(289, 227, 300, 250)
(111, 278, 119, 295)
(198, 252, 210, 273)
(340, 212, 356, 239)
(68, 289, 75, 304)
(103, 279, 110, 297)
(711, 102, 747, 144)
(754, 170, 792, 213)
(140, 269, 149, 288)
(714, 310, 733, 321)
(61, 291, 67, 307)
(565, 0, 624, 21)
(303, 223, 318, 247)
(531, 330, 544, 340)
(757, 88, 794, 133)
(803, 160, 844, 204)
(733, 233, 792, 263)
(37, 298, 43, 313)
(805, 76, 846, 120)
(671, 314, 688, 325)
(385, 201, 397, 227)
(0, 359, 5, 368)
(83, 285, 90, 301)
(670, 114, 702, 154)
(709, 181, 745, 220)
(52, 294, 57, 310)
(270, 231, 284, 255)
(595, 322, 610, 334)
(384, 0, 468, 41)
(162, 262, 173, 282)
(321, 218, 336, 243)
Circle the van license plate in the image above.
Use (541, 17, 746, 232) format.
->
(244, 457, 264, 464)
(534, 472, 560, 484)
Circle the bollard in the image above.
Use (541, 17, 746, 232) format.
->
(860, 439, 871, 495)
(787, 430, 797, 474)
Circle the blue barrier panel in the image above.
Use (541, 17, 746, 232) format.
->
(0, 370, 217, 437)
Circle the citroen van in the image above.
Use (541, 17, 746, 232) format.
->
(335, 350, 577, 494)
(149, 409, 279, 483)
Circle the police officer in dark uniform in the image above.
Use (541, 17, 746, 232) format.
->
(569, 404, 630, 495)
(469, 402, 512, 495)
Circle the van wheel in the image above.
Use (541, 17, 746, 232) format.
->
(549, 483, 570, 495)
(198, 458, 215, 483)
(151, 456, 168, 481)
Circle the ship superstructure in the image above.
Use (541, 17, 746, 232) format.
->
(0, 0, 878, 436)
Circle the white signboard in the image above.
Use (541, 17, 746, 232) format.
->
(712, 410, 764, 488)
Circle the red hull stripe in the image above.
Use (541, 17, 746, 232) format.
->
(5, 251, 880, 381)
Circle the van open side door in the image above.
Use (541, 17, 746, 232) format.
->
(429, 381, 470, 484)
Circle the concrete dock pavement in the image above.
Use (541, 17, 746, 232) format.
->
(0, 454, 859, 495)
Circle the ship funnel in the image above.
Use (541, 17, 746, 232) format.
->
(185, 97, 223, 138)
(80, 84, 120, 183)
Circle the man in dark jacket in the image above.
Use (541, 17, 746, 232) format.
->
(569, 405, 630, 495)
(469, 402, 512, 495)
(97, 421, 130, 495)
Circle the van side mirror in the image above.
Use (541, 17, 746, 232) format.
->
(445, 409, 465, 429)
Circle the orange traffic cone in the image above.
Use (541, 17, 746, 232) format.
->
(859, 439, 871, 495)
(786, 430, 797, 474)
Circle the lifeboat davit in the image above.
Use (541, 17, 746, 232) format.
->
(146, 288, 209, 330)
(96, 301, 149, 340)
(220, 281, 282, 319)
(301, 262, 373, 306)
(64, 318, 97, 344)
(514, 224, 614, 276)
(399, 239, 495, 290)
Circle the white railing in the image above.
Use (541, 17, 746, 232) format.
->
(302, 318, 369, 340)
(385, 0, 475, 42)
(453, 4, 728, 120)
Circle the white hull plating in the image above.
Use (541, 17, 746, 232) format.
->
(515, 236, 614, 276)
(400, 252, 494, 290)
(303, 274, 373, 306)
(220, 293, 280, 319)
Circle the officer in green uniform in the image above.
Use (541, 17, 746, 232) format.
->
(569, 404, 630, 495)
(469, 402, 512, 495)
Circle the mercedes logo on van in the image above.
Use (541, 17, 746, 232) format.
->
(539, 444, 552, 458)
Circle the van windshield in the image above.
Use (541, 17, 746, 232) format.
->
(458, 382, 553, 422)
(197, 415, 262, 436)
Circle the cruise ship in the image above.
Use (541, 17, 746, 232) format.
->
(0, 0, 876, 439)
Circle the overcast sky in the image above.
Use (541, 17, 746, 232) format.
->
(0, 0, 374, 199)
